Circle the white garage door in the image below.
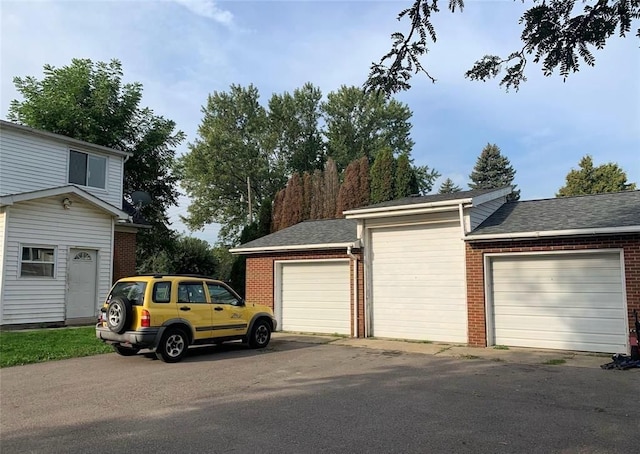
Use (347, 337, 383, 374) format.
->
(279, 261, 351, 335)
(370, 222, 467, 342)
(489, 252, 627, 353)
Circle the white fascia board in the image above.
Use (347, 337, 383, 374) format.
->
(0, 120, 132, 158)
(345, 204, 463, 220)
(230, 240, 361, 255)
(465, 225, 640, 242)
(343, 198, 472, 218)
(0, 185, 129, 220)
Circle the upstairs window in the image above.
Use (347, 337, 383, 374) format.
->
(69, 150, 106, 189)
(21, 246, 56, 278)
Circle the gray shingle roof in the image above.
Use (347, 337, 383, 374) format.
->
(346, 187, 508, 211)
(233, 219, 357, 251)
(470, 190, 640, 236)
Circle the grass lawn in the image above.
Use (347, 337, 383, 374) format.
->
(0, 326, 112, 368)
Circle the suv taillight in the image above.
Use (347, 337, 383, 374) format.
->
(141, 309, 151, 328)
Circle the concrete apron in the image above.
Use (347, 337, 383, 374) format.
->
(271, 332, 611, 369)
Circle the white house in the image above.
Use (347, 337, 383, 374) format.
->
(0, 120, 133, 326)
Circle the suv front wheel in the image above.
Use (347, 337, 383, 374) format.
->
(249, 319, 271, 349)
(156, 328, 189, 363)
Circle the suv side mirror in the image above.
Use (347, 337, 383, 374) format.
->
(238, 299, 246, 307)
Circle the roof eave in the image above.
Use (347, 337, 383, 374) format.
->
(465, 225, 640, 242)
(230, 240, 361, 255)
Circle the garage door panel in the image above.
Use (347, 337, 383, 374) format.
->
(371, 222, 467, 343)
(490, 253, 627, 353)
(281, 262, 350, 335)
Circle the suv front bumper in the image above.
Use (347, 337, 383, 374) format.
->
(96, 324, 162, 349)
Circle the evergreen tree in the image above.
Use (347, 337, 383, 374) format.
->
(336, 160, 361, 216)
(301, 171, 313, 220)
(395, 153, 417, 198)
(271, 189, 285, 232)
(356, 156, 371, 208)
(370, 148, 396, 203)
(438, 178, 462, 194)
(310, 169, 325, 220)
(322, 158, 340, 218)
(469, 143, 520, 201)
(557, 155, 636, 197)
(282, 173, 304, 228)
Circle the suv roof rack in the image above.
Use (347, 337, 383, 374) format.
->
(135, 273, 220, 280)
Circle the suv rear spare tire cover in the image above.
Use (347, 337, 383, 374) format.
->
(106, 297, 132, 334)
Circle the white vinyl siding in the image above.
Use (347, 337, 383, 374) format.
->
(488, 252, 627, 353)
(0, 126, 123, 207)
(469, 197, 506, 230)
(0, 208, 6, 323)
(278, 261, 351, 335)
(1, 197, 113, 324)
(369, 221, 467, 342)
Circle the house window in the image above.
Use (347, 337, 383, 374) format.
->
(21, 246, 56, 278)
(69, 150, 106, 189)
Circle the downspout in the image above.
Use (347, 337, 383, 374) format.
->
(347, 245, 358, 338)
(458, 203, 467, 237)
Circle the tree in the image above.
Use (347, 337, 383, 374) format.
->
(180, 84, 282, 242)
(322, 158, 340, 218)
(336, 157, 371, 216)
(7, 58, 185, 257)
(438, 178, 462, 194)
(557, 155, 637, 197)
(469, 143, 520, 201)
(322, 86, 414, 170)
(309, 169, 325, 220)
(370, 148, 397, 203)
(267, 83, 325, 174)
(138, 236, 217, 276)
(395, 153, 418, 198)
(365, 1, 639, 95)
(281, 172, 304, 229)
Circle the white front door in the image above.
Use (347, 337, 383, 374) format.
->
(67, 249, 98, 319)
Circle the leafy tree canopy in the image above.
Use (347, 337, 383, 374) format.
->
(365, 0, 639, 95)
(556, 154, 637, 196)
(469, 143, 520, 201)
(138, 235, 217, 276)
(8, 58, 185, 256)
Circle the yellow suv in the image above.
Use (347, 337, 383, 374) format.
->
(96, 275, 276, 363)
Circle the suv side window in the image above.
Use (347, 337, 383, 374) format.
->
(178, 282, 207, 304)
(153, 282, 171, 303)
(207, 283, 241, 306)
(108, 281, 146, 306)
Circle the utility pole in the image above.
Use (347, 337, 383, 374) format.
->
(247, 176, 252, 223)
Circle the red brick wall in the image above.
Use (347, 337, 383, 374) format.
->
(245, 249, 365, 337)
(466, 234, 640, 347)
(113, 231, 137, 283)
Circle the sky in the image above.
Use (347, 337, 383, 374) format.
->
(2, 0, 639, 245)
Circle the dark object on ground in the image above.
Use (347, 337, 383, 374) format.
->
(601, 354, 640, 370)
(631, 309, 640, 361)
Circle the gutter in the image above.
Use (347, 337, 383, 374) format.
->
(465, 225, 640, 242)
(344, 198, 473, 218)
(345, 205, 465, 220)
(230, 240, 361, 255)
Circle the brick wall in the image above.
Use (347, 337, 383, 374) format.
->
(245, 249, 365, 337)
(113, 231, 137, 283)
(466, 234, 640, 347)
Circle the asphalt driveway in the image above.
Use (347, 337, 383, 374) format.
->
(1, 336, 638, 454)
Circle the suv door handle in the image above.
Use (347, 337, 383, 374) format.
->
(180, 306, 191, 311)
(214, 307, 223, 311)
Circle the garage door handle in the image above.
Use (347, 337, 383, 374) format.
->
(180, 306, 191, 311)
(214, 307, 223, 311)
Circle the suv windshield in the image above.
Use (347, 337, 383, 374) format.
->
(108, 281, 147, 306)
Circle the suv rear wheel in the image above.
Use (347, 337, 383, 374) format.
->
(156, 328, 189, 363)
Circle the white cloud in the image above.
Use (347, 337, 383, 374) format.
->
(172, 0, 233, 26)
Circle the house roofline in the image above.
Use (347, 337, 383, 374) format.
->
(343, 187, 511, 219)
(230, 241, 360, 255)
(464, 225, 640, 242)
(0, 185, 129, 220)
(0, 120, 132, 158)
